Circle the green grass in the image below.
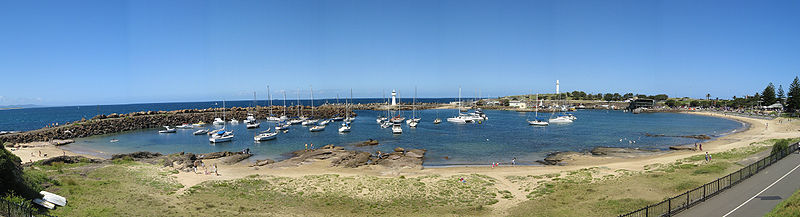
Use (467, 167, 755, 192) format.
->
(506, 139, 783, 217)
(766, 188, 800, 217)
(30, 161, 499, 216)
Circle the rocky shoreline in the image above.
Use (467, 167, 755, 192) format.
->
(537, 146, 665, 165)
(0, 105, 356, 145)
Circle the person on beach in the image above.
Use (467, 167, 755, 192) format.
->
(512, 157, 516, 166)
(694, 143, 698, 151)
(305, 143, 308, 150)
(705, 152, 710, 162)
(38, 150, 42, 157)
(213, 163, 219, 176)
(699, 143, 703, 151)
(310, 143, 314, 149)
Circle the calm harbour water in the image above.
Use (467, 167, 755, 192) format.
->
(59, 109, 745, 166)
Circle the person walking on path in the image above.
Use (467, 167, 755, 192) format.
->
(699, 143, 703, 151)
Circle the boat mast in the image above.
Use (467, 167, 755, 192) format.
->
(282, 90, 287, 116)
(223, 100, 226, 129)
(297, 89, 301, 118)
(267, 85, 273, 117)
(413, 86, 417, 118)
(310, 85, 314, 119)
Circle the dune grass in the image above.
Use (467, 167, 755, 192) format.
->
(33, 162, 500, 216)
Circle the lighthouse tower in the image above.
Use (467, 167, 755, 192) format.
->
(391, 90, 397, 105)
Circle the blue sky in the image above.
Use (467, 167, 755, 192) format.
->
(1, 0, 799, 106)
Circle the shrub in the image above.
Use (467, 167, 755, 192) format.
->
(772, 139, 791, 155)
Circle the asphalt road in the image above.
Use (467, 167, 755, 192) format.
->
(678, 152, 800, 217)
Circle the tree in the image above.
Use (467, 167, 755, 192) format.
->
(665, 99, 677, 107)
(762, 83, 777, 106)
(603, 93, 613, 101)
(788, 76, 800, 113)
(653, 94, 668, 101)
(777, 84, 786, 105)
(623, 93, 634, 99)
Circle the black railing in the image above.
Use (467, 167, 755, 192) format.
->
(620, 143, 799, 217)
(0, 197, 54, 217)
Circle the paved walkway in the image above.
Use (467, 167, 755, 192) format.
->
(678, 152, 800, 217)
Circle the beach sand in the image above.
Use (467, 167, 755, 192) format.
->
(10, 111, 800, 214)
(9, 141, 101, 163)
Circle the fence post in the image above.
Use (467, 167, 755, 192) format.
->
(668, 199, 672, 216)
(703, 184, 706, 201)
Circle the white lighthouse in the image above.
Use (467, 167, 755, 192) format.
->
(556, 80, 560, 95)
(391, 89, 397, 105)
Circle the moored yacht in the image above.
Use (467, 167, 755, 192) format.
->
(254, 129, 277, 141)
(209, 131, 234, 143)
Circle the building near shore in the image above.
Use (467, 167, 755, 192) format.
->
(509, 101, 527, 108)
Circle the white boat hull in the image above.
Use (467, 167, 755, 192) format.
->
(309, 126, 325, 132)
(254, 133, 277, 141)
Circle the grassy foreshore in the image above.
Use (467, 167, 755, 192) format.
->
(4, 111, 800, 216)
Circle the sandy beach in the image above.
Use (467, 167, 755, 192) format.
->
(9, 111, 799, 214)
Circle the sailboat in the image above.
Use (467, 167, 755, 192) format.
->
(549, 80, 573, 124)
(210, 100, 234, 143)
(406, 86, 421, 126)
(302, 86, 319, 126)
(339, 89, 353, 133)
(447, 87, 473, 123)
(246, 92, 261, 128)
(279, 90, 289, 121)
(344, 89, 355, 123)
(528, 93, 549, 126)
(266, 85, 281, 121)
(254, 128, 277, 141)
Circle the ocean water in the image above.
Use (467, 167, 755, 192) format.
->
(0, 98, 457, 132)
(59, 109, 745, 166)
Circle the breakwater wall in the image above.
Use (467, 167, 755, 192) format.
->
(0, 105, 355, 145)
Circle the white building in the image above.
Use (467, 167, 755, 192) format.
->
(509, 101, 527, 108)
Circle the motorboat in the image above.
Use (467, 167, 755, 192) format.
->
(212, 118, 225, 125)
(267, 116, 281, 122)
(380, 121, 392, 128)
(209, 131, 234, 143)
(244, 113, 257, 124)
(549, 115, 573, 124)
(309, 125, 325, 132)
(408, 121, 418, 128)
(391, 123, 402, 134)
(230, 119, 239, 124)
(158, 126, 176, 133)
(433, 118, 442, 124)
(376, 117, 388, 124)
(176, 123, 192, 129)
(447, 113, 474, 124)
(345, 117, 355, 122)
(254, 129, 277, 141)
(332, 116, 345, 121)
(246, 122, 261, 129)
(193, 129, 209, 135)
(109, 139, 119, 143)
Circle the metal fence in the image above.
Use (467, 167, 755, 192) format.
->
(0, 197, 54, 217)
(620, 143, 799, 217)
